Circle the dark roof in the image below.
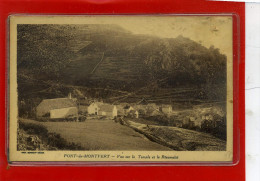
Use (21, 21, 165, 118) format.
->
(123, 105, 131, 109)
(38, 98, 77, 110)
(79, 99, 91, 106)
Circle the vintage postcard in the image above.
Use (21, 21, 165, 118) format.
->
(8, 15, 233, 162)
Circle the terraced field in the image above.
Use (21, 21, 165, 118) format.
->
(62, 53, 104, 84)
(92, 56, 150, 82)
(126, 120, 226, 151)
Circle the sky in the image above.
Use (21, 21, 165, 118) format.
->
(109, 16, 233, 61)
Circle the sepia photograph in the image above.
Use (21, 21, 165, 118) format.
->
(9, 16, 233, 162)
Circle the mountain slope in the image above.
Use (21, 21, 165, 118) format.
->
(17, 24, 227, 103)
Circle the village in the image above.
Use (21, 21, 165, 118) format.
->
(35, 93, 226, 136)
(36, 93, 172, 121)
(14, 20, 230, 153)
(16, 92, 227, 151)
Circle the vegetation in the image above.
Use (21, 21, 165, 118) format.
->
(18, 120, 84, 150)
(17, 24, 228, 143)
(129, 103, 227, 140)
(143, 115, 170, 126)
(126, 120, 226, 151)
(17, 24, 226, 103)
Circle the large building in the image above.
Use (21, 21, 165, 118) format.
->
(36, 97, 78, 120)
(88, 102, 103, 115)
(88, 102, 118, 118)
(98, 104, 118, 118)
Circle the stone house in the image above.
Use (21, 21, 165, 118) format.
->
(36, 97, 78, 120)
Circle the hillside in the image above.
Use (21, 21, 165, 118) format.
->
(17, 24, 227, 104)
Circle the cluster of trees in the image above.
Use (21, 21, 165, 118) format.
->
(141, 36, 227, 87)
(18, 98, 41, 118)
(18, 24, 227, 90)
(200, 118, 226, 140)
(17, 25, 78, 80)
(142, 114, 226, 140)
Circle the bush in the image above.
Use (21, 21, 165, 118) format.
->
(201, 118, 226, 140)
(78, 115, 86, 122)
(144, 115, 169, 126)
(18, 98, 41, 118)
(19, 121, 84, 150)
(19, 122, 49, 137)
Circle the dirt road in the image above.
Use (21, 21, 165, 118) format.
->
(21, 119, 172, 150)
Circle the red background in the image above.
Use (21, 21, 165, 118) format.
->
(0, 0, 245, 180)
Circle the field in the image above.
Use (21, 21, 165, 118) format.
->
(19, 117, 226, 151)
(19, 118, 172, 151)
(126, 119, 226, 151)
